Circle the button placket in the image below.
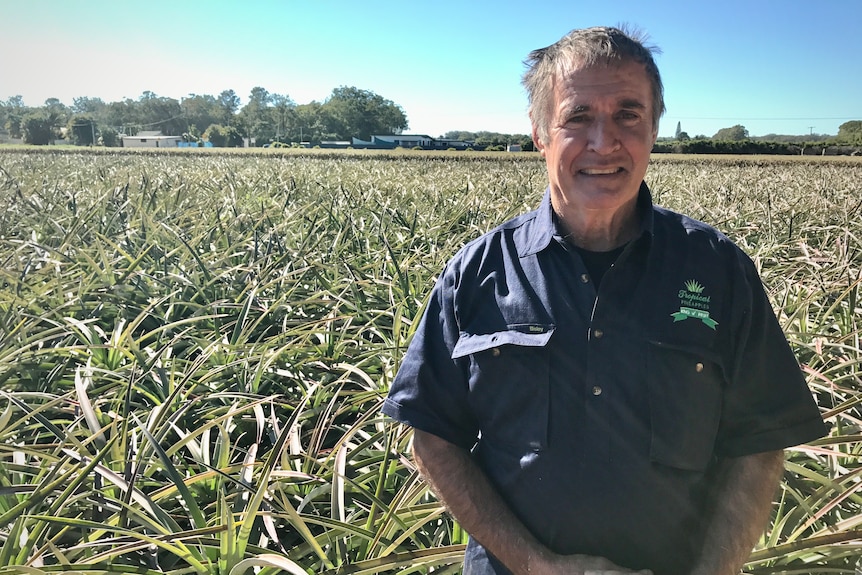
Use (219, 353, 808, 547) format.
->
(589, 326, 603, 398)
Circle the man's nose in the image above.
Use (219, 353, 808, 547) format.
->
(587, 118, 621, 154)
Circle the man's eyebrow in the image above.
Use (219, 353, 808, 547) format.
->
(619, 98, 647, 110)
(563, 104, 590, 115)
(564, 100, 646, 114)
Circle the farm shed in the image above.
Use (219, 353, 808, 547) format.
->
(320, 140, 353, 148)
(321, 134, 477, 151)
(122, 131, 182, 148)
(435, 138, 473, 150)
(369, 134, 434, 148)
(348, 135, 475, 150)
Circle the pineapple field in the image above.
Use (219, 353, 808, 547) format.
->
(0, 148, 860, 574)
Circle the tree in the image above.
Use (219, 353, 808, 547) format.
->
(103, 99, 137, 135)
(444, 130, 478, 141)
(293, 102, 326, 142)
(517, 135, 534, 151)
(1, 95, 28, 138)
(713, 125, 749, 141)
(42, 98, 69, 138)
(137, 91, 185, 135)
(441, 130, 532, 150)
(675, 121, 682, 139)
(270, 93, 296, 142)
(22, 112, 57, 145)
(96, 93, 184, 136)
(99, 128, 119, 147)
(237, 87, 296, 145)
(4, 95, 25, 108)
(237, 87, 272, 141)
(203, 123, 243, 147)
(217, 89, 241, 126)
(203, 124, 226, 147)
(836, 120, 862, 145)
(475, 133, 506, 147)
(321, 86, 408, 140)
(44, 98, 69, 120)
(181, 94, 222, 138)
(72, 96, 106, 115)
(68, 114, 98, 145)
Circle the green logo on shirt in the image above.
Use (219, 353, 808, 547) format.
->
(672, 280, 718, 330)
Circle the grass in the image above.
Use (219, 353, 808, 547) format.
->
(0, 149, 859, 573)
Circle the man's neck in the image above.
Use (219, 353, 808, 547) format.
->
(555, 200, 640, 252)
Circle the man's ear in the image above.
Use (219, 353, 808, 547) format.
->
(531, 122, 545, 157)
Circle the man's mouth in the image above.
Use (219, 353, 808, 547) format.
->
(579, 167, 623, 175)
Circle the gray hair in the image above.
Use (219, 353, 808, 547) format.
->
(523, 26, 665, 143)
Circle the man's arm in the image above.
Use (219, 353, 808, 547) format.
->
(690, 450, 785, 575)
(412, 429, 651, 575)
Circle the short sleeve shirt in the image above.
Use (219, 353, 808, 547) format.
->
(382, 184, 827, 575)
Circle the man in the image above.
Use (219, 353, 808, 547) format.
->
(382, 26, 827, 575)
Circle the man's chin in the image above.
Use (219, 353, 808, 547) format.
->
(567, 178, 639, 203)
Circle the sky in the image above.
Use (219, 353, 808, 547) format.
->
(1, 0, 859, 139)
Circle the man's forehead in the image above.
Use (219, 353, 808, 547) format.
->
(556, 56, 648, 80)
(553, 61, 651, 99)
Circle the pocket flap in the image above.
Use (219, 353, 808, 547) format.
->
(452, 325, 555, 359)
(648, 340, 724, 373)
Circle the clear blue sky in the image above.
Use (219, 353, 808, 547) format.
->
(1, 0, 859, 138)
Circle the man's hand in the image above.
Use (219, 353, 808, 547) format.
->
(412, 430, 651, 575)
(530, 552, 653, 575)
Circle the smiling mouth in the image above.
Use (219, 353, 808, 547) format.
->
(579, 167, 624, 175)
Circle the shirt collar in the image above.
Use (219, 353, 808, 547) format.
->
(517, 181, 655, 258)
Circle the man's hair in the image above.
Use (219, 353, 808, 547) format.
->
(522, 26, 665, 144)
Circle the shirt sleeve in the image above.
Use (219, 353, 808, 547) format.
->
(716, 252, 829, 457)
(381, 260, 480, 450)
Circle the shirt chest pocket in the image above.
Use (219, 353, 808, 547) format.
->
(647, 340, 726, 471)
(453, 325, 555, 452)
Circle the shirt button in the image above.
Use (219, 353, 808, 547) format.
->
(695, 362, 704, 373)
(491, 348, 501, 357)
(580, 274, 590, 283)
(592, 386, 603, 396)
(593, 329, 604, 339)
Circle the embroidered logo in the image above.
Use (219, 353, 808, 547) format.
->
(671, 280, 718, 330)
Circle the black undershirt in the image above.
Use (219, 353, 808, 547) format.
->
(572, 244, 626, 288)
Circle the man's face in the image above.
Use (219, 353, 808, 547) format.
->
(533, 60, 658, 216)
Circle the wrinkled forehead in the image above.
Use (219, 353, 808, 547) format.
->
(551, 58, 653, 107)
(556, 54, 643, 81)
(551, 58, 651, 95)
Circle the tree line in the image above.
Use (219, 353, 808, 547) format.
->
(3, 89, 859, 153)
(661, 121, 862, 155)
(441, 131, 534, 151)
(0, 86, 409, 147)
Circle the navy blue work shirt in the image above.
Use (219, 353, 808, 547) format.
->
(382, 183, 827, 575)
